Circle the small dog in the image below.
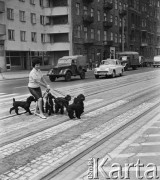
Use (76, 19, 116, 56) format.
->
(10, 96, 35, 115)
(45, 92, 55, 115)
(67, 94, 85, 119)
(54, 95, 71, 114)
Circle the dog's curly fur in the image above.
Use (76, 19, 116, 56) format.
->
(67, 94, 85, 119)
(54, 95, 71, 114)
(10, 96, 35, 115)
(45, 92, 55, 115)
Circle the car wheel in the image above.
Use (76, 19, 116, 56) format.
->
(112, 70, 116, 78)
(65, 71, 71, 81)
(120, 69, 123, 76)
(80, 71, 85, 79)
(49, 76, 56, 82)
(95, 75, 99, 79)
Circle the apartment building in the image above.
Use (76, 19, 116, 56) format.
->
(128, 0, 158, 61)
(0, 0, 159, 71)
(156, 0, 160, 55)
(0, 0, 72, 71)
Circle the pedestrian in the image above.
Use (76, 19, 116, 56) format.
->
(28, 58, 50, 119)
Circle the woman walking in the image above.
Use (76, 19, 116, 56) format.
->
(28, 58, 50, 119)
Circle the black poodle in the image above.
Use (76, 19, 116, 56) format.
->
(67, 94, 85, 119)
(54, 95, 71, 114)
(45, 92, 55, 115)
(10, 96, 35, 115)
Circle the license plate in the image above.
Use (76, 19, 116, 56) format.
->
(99, 72, 106, 75)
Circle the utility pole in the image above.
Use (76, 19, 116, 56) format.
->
(122, 17, 124, 52)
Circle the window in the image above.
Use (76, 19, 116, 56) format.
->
(41, 34, 45, 43)
(19, 11, 26, 22)
(84, 27, 88, 40)
(110, 14, 113, 22)
(119, 18, 122, 27)
(98, 10, 100, 21)
(97, 30, 101, 41)
(84, 6, 88, 15)
(115, 33, 118, 43)
(40, 15, 45, 25)
(104, 12, 107, 21)
(20, 31, 26, 41)
(91, 29, 94, 39)
(110, 32, 113, 41)
(104, 31, 107, 41)
(115, 0, 118, 9)
(31, 32, 37, 42)
(76, 3, 80, 15)
(91, 8, 94, 17)
(119, 34, 122, 43)
(77, 26, 81, 38)
(40, 0, 43, 7)
(31, 13, 36, 24)
(8, 29, 15, 40)
(30, 0, 35, 5)
(7, 8, 14, 20)
(115, 16, 118, 25)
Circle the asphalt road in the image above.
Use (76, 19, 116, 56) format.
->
(0, 67, 159, 95)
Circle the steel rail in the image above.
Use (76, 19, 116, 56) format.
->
(0, 75, 159, 121)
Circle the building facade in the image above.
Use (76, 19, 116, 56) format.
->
(0, 0, 159, 71)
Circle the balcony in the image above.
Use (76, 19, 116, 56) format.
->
(119, 9, 127, 17)
(0, 24, 6, 35)
(45, 24, 70, 34)
(45, 42, 70, 51)
(83, 15, 94, 24)
(103, 21, 113, 28)
(141, 27, 147, 32)
(44, 7, 68, 16)
(82, 0, 94, 3)
(103, 2, 113, 10)
(141, 40, 148, 47)
(83, 39, 94, 45)
(0, 1, 5, 13)
(103, 40, 113, 46)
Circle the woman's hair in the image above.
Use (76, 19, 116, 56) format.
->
(32, 58, 41, 67)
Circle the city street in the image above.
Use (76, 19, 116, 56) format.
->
(1, 67, 160, 180)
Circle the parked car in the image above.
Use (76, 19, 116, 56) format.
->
(153, 55, 160, 67)
(116, 51, 139, 70)
(47, 55, 87, 82)
(94, 59, 124, 79)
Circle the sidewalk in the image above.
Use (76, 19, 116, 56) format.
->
(0, 70, 48, 81)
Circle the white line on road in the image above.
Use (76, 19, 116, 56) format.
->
(0, 93, 18, 99)
(14, 86, 27, 89)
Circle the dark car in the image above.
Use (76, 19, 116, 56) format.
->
(47, 55, 87, 82)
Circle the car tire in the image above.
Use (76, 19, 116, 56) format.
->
(49, 76, 56, 82)
(112, 70, 116, 78)
(65, 71, 71, 81)
(95, 75, 99, 79)
(80, 71, 85, 79)
(120, 69, 123, 76)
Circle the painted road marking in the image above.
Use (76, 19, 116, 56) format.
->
(0, 93, 18, 99)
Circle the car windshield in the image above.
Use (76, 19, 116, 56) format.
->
(58, 58, 72, 65)
(101, 59, 116, 65)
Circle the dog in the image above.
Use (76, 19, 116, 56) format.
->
(45, 92, 55, 115)
(10, 96, 35, 115)
(54, 95, 71, 114)
(67, 94, 85, 119)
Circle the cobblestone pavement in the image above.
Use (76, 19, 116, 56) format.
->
(0, 98, 159, 180)
(1, 70, 160, 180)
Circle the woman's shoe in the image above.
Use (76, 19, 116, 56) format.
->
(39, 114, 47, 119)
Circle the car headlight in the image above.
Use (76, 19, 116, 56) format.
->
(48, 69, 53, 74)
(94, 69, 98, 73)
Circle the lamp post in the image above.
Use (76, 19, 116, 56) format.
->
(122, 17, 124, 52)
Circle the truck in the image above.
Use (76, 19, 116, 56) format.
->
(116, 51, 139, 70)
(47, 55, 87, 82)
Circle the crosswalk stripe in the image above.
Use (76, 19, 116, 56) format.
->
(0, 93, 6, 95)
(0, 93, 18, 99)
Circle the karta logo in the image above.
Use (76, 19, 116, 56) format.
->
(88, 157, 159, 179)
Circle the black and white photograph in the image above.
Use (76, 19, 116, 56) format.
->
(0, 0, 160, 179)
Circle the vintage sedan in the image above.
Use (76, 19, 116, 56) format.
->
(94, 59, 124, 79)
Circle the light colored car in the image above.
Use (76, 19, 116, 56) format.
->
(94, 59, 124, 79)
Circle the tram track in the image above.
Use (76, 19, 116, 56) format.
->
(41, 95, 160, 180)
(0, 73, 159, 121)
